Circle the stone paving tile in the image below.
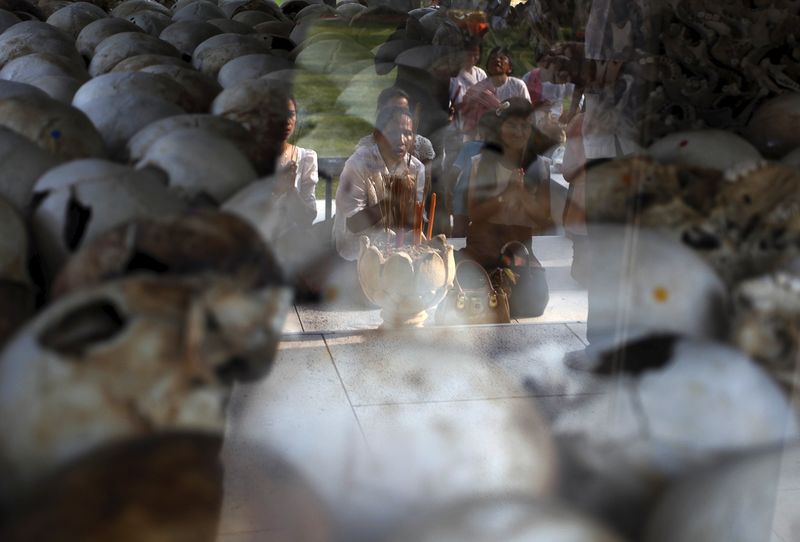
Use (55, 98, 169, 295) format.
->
(296, 304, 383, 333)
(220, 335, 364, 535)
(350, 397, 557, 531)
(566, 322, 589, 346)
(326, 323, 597, 406)
(281, 304, 304, 334)
(517, 289, 588, 324)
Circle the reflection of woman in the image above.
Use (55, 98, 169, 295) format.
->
(222, 95, 318, 243)
(465, 98, 551, 267)
(274, 96, 318, 226)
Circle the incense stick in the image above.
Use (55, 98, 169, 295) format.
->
(426, 193, 436, 240)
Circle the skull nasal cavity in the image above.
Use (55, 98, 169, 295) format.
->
(215, 356, 254, 384)
(40, 300, 127, 357)
(63, 195, 92, 251)
(124, 251, 170, 273)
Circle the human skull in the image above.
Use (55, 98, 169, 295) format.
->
(52, 209, 284, 298)
(0, 125, 61, 212)
(109, 53, 190, 72)
(646, 443, 800, 542)
(158, 20, 222, 61)
(555, 337, 798, 537)
(110, 0, 171, 18)
(647, 129, 762, 171)
(73, 71, 195, 112)
(136, 127, 257, 203)
(732, 271, 800, 392)
(585, 225, 729, 348)
(45, 2, 107, 40)
(26, 75, 82, 104)
(127, 9, 172, 37)
(0, 195, 35, 347)
(191, 32, 271, 77)
(75, 18, 143, 62)
(0, 51, 88, 84)
(0, 274, 291, 492)
(210, 77, 291, 174)
(0, 9, 21, 34)
(31, 159, 185, 281)
(126, 113, 254, 164)
(0, 91, 107, 160)
(138, 64, 221, 111)
(172, 0, 227, 23)
(216, 52, 294, 88)
(206, 17, 255, 35)
(0, 21, 84, 70)
(77, 93, 185, 159)
(3, 433, 332, 542)
(746, 92, 800, 158)
(89, 31, 179, 76)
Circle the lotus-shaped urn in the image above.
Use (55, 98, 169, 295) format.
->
(357, 234, 456, 327)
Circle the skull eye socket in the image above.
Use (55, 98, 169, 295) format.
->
(40, 300, 127, 358)
(63, 194, 92, 251)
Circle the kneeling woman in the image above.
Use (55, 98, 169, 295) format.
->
(463, 98, 551, 314)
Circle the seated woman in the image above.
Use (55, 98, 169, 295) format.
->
(334, 106, 426, 261)
(464, 98, 551, 268)
(223, 95, 318, 241)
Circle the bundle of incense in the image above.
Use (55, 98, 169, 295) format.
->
(397, 188, 406, 248)
(426, 193, 436, 240)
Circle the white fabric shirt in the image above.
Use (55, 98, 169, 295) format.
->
(276, 146, 319, 214)
(449, 66, 487, 104)
(468, 76, 531, 103)
(334, 143, 426, 261)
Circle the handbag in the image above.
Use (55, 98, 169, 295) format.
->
(435, 259, 511, 325)
(492, 241, 549, 318)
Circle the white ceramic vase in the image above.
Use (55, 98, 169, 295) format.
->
(357, 234, 455, 327)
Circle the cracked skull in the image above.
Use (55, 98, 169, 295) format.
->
(0, 274, 292, 493)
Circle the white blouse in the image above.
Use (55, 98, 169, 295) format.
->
(277, 146, 319, 214)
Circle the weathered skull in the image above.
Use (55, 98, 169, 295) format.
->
(136, 127, 257, 203)
(109, 53, 190, 72)
(172, 0, 227, 23)
(77, 93, 185, 159)
(158, 20, 222, 61)
(138, 64, 221, 111)
(556, 337, 798, 537)
(210, 77, 290, 174)
(89, 31, 179, 76)
(233, 9, 274, 26)
(585, 225, 729, 348)
(206, 17, 255, 35)
(0, 21, 84, 70)
(0, 195, 35, 346)
(217, 52, 294, 88)
(0, 51, 88, 84)
(127, 9, 172, 37)
(75, 18, 143, 61)
(647, 129, 762, 171)
(0, 125, 61, 212)
(586, 157, 800, 285)
(746, 92, 800, 159)
(0, 274, 292, 492)
(646, 443, 800, 542)
(52, 209, 284, 298)
(31, 159, 185, 281)
(3, 433, 332, 542)
(126, 113, 255, 164)
(25, 75, 81, 104)
(388, 496, 624, 542)
(45, 2, 107, 40)
(0, 91, 107, 160)
(110, 0, 171, 18)
(72, 71, 195, 112)
(191, 32, 271, 77)
(0, 9, 21, 34)
(732, 271, 800, 392)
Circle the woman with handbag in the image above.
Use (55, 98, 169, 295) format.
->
(462, 98, 552, 317)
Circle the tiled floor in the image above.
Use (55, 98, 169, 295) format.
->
(218, 235, 799, 542)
